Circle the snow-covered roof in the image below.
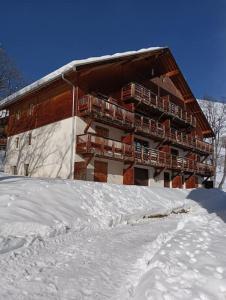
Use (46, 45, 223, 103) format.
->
(0, 47, 165, 108)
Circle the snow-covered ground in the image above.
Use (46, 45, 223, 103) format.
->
(0, 174, 226, 299)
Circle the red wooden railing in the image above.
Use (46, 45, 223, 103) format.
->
(77, 95, 134, 128)
(134, 147, 214, 176)
(77, 94, 212, 155)
(76, 133, 134, 161)
(134, 115, 165, 139)
(76, 133, 214, 176)
(122, 82, 196, 127)
(165, 128, 213, 154)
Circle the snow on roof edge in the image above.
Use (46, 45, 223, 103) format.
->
(0, 47, 166, 108)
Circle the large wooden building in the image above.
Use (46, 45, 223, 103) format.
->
(0, 47, 214, 188)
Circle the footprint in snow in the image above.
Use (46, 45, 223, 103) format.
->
(216, 267, 224, 274)
(189, 258, 197, 264)
(214, 272, 223, 279)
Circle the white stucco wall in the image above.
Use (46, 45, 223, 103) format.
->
(5, 117, 75, 179)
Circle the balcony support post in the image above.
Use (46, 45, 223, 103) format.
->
(154, 167, 165, 178)
(200, 154, 209, 163)
(84, 118, 93, 134)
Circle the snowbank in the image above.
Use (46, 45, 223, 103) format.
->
(0, 174, 225, 254)
(1, 174, 226, 299)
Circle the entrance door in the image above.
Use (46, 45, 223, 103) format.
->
(94, 161, 108, 182)
(172, 175, 183, 188)
(164, 172, 170, 187)
(134, 167, 149, 186)
(185, 175, 198, 188)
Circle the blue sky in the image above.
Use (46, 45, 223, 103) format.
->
(1, 0, 226, 100)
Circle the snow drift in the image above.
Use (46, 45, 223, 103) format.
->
(1, 174, 226, 299)
(0, 174, 225, 255)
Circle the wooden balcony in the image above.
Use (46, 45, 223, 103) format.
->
(76, 133, 134, 162)
(134, 115, 165, 140)
(76, 134, 214, 176)
(122, 82, 196, 127)
(166, 129, 213, 155)
(135, 147, 214, 176)
(134, 115, 213, 155)
(77, 95, 134, 129)
(76, 95, 212, 156)
(0, 138, 7, 150)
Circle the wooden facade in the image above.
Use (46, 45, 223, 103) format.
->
(0, 47, 215, 188)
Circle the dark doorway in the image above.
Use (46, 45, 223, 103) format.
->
(164, 172, 170, 187)
(134, 167, 149, 186)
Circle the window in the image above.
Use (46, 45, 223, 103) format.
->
(95, 126, 109, 138)
(171, 148, 179, 156)
(24, 164, 29, 176)
(15, 137, 19, 149)
(28, 132, 32, 145)
(28, 104, 34, 116)
(164, 172, 170, 188)
(16, 111, 21, 120)
(12, 166, 17, 175)
(134, 139, 149, 153)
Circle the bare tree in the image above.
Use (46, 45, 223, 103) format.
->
(199, 98, 226, 187)
(218, 136, 226, 189)
(0, 46, 25, 100)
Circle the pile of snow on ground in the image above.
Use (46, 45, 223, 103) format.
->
(1, 174, 226, 299)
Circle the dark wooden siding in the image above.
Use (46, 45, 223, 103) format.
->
(7, 83, 73, 136)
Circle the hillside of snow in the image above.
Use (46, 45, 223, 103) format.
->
(1, 174, 226, 299)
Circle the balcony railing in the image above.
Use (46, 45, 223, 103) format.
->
(76, 133, 134, 161)
(76, 134, 214, 176)
(165, 129, 213, 154)
(134, 115, 165, 139)
(122, 82, 196, 127)
(76, 94, 212, 155)
(77, 95, 134, 129)
(134, 116, 213, 155)
(135, 147, 214, 176)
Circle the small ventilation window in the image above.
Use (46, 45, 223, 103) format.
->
(28, 132, 32, 145)
(15, 137, 19, 149)
(16, 111, 21, 120)
(24, 164, 29, 176)
(12, 166, 17, 175)
(28, 104, 34, 116)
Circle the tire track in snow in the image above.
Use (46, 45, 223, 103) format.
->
(0, 215, 183, 299)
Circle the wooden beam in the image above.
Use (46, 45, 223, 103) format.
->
(164, 69, 180, 77)
(202, 130, 212, 134)
(171, 171, 182, 179)
(84, 118, 93, 134)
(184, 98, 194, 104)
(154, 167, 165, 178)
